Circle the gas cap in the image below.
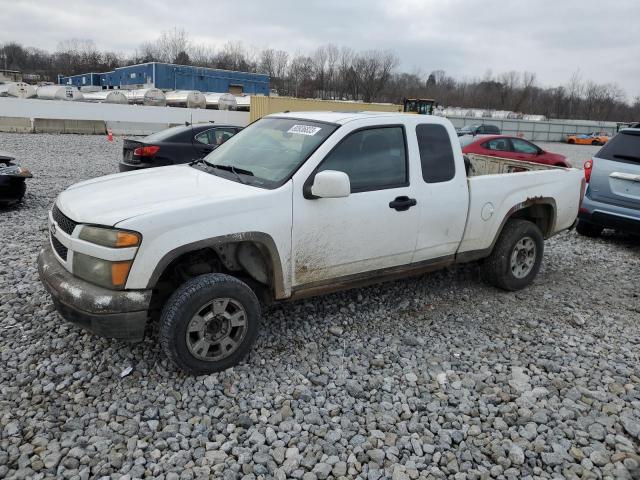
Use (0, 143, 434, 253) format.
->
(481, 202, 495, 221)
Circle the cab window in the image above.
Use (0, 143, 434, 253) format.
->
(318, 126, 407, 192)
(416, 124, 455, 183)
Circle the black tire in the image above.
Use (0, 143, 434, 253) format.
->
(576, 219, 603, 238)
(482, 219, 544, 291)
(568, 138, 575, 144)
(592, 140, 601, 146)
(160, 273, 260, 375)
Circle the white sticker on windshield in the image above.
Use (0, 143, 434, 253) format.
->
(287, 124, 322, 136)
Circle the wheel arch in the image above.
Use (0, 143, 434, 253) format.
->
(146, 232, 286, 300)
(493, 197, 557, 246)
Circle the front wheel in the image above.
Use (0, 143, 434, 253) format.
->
(160, 273, 261, 375)
(482, 219, 544, 291)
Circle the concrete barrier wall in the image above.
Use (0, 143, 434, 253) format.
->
(0, 116, 33, 133)
(33, 118, 107, 134)
(0, 97, 249, 135)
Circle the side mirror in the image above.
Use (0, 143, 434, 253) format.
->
(310, 170, 350, 198)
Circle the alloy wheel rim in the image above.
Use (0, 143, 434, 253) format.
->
(510, 237, 537, 279)
(186, 297, 247, 361)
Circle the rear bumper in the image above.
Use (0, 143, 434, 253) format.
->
(37, 243, 152, 341)
(579, 194, 640, 234)
(119, 161, 152, 172)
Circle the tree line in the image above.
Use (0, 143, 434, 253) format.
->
(2, 29, 638, 122)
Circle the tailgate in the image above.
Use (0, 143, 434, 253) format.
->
(122, 139, 143, 164)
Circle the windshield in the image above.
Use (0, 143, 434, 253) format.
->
(202, 117, 338, 188)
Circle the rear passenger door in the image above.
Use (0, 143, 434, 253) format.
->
(482, 138, 513, 157)
(412, 123, 469, 261)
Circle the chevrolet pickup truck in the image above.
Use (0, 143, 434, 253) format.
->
(38, 112, 585, 374)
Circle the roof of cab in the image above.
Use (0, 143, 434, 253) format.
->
(266, 110, 408, 125)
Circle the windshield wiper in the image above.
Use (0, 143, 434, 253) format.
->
(202, 162, 254, 184)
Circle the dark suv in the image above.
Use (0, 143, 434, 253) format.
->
(577, 128, 640, 236)
(457, 124, 501, 136)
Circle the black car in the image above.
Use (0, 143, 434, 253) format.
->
(119, 123, 242, 172)
(0, 151, 32, 206)
(457, 124, 501, 136)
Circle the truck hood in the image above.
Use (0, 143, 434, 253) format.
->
(57, 165, 260, 226)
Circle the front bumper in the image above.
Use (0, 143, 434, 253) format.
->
(37, 243, 152, 341)
(579, 194, 640, 234)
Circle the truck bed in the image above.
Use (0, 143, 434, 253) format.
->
(465, 153, 562, 176)
(458, 153, 584, 256)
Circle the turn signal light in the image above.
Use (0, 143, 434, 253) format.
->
(133, 145, 160, 157)
(584, 159, 593, 183)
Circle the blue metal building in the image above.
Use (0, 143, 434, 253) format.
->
(58, 62, 270, 95)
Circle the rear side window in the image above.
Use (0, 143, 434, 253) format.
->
(416, 124, 456, 183)
(318, 126, 407, 192)
(482, 125, 500, 134)
(483, 138, 510, 151)
(596, 131, 640, 164)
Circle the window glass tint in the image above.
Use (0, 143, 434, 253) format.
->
(318, 127, 407, 192)
(416, 124, 455, 183)
(194, 129, 214, 145)
(214, 127, 237, 146)
(483, 138, 510, 151)
(481, 125, 500, 134)
(144, 125, 189, 143)
(511, 138, 539, 154)
(596, 131, 640, 164)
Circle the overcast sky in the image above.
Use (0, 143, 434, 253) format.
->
(1, 0, 639, 98)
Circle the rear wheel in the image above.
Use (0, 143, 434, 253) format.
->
(592, 140, 602, 146)
(568, 138, 575, 144)
(483, 219, 544, 291)
(576, 219, 603, 238)
(160, 273, 261, 375)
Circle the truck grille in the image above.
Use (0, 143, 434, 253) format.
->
(52, 204, 78, 235)
(51, 236, 68, 260)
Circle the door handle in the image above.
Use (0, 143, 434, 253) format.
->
(389, 196, 417, 211)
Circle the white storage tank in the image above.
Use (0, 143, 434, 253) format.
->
(81, 90, 128, 104)
(204, 92, 239, 110)
(37, 85, 84, 101)
(165, 90, 206, 109)
(125, 88, 166, 106)
(0, 82, 37, 99)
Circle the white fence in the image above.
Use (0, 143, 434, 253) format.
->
(0, 97, 250, 135)
(446, 116, 618, 142)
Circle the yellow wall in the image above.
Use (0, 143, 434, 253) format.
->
(250, 96, 402, 122)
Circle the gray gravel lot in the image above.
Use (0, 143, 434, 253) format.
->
(1, 132, 639, 480)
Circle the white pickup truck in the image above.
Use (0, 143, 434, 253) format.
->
(38, 112, 585, 374)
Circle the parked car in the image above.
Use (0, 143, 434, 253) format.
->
(119, 123, 242, 172)
(0, 151, 32, 206)
(39, 112, 583, 374)
(565, 132, 610, 146)
(462, 135, 570, 167)
(457, 124, 501, 136)
(577, 127, 640, 236)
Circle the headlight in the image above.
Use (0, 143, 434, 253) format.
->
(78, 226, 140, 248)
(74, 226, 141, 289)
(73, 253, 132, 289)
(0, 165, 32, 178)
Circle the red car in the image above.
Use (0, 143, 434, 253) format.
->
(461, 135, 569, 167)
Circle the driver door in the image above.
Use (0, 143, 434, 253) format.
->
(291, 125, 420, 287)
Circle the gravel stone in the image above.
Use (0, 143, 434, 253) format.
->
(0, 132, 638, 479)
